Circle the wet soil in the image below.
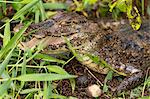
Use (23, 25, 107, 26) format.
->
(56, 59, 119, 98)
(56, 58, 150, 98)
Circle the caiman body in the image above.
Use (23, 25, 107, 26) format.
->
(17, 12, 150, 92)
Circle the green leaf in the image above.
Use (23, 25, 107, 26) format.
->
(128, 7, 142, 30)
(64, 37, 127, 76)
(47, 65, 68, 75)
(100, 59, 127, 76)
(43, 3, 68, 10)
(13, 73, 77, 81)
(103, 71, 113, 92)
(103, 83, 108, 93)
(73, 0, 84, 12)
(47, 65, 76, 93)
(20, 54, 27, 88)
(20, 88, 41, 94)
(116, 0, 127, 12)
(70, 79, 76, 93)
(109, 0, 142, 30)
(21, 55, 27, 75)
(21, 0, 33, 4)
(0, 47, 14, 76)
(83, 0, 98, 7)
(81, 53, 127, 76)
(43, 82, 52, 99)
(35, 9, 40, 23)
(1, 0, 7, 15)
(50, 94, 67, 99)
(105, 70, 113, 81)
(109, 0, 127, 12)
(86, 53, 100, 64)
(37, 0, 47, 21)
(83, 0, 97, 5)
(3, 21, 10, 47)
(0, 22, 31, 60)
(63, 37, 78, 59)
(126, 0, 133, 19)
(34, 53, 65, 64)
(0, 79, 12, 96)
(12, 1, 23, 11)
(12, 0, 39, 20)
(139, 96, 150, 99)
(109, 1, 117, 12)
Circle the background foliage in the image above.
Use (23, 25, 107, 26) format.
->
(0, 0, 149, 98)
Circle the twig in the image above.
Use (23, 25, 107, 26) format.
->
(85, 67, 103, 86)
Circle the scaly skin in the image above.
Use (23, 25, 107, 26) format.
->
(18, 12, 150, 92)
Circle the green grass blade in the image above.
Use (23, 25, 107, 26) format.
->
(0, 1, 20, 4)
(63, 37, 78, 57)
(1, 71, 11, 79)
(47, 65, 68, 74)
(35, 9, 40, 23)
(34, 53, 65, 64)
(0, 79, 12, 96)
(13, 73, 77, 81)
(50, 94, 67, 99)
(100, 59, 127, 76)
(12, 0, 39, 20)
(20, 55, 27, 86)
(21, 55, 27, 75)
(43, 82, 51, 99)
(0, 47, 14, 76)
(43, 3, 68, 10)
(70, 78, 76, 93)
(20, 88, 41, 94)
(1, 1, 7, 15)
(3, 21, 10, 47)
(0, 22, 31, 60)
(47, 65, 76, 93)
(65, 37, 127, 76)
(37, 0, 47, 21)
(15, 55, 27, 98)
(103, 71, 113, 92)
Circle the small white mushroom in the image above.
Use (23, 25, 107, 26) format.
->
(87, 84, 102, 97)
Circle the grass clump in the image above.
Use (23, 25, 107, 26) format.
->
(0, 0, 149, 98)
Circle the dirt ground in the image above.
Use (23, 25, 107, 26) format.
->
(56, 58, 150, 98)
(57, 59, 121, 98)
